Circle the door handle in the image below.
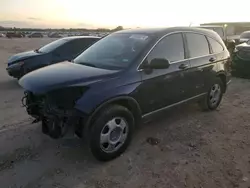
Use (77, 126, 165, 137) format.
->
(179, 64, 189, 70)
(209, 57, 216, 62)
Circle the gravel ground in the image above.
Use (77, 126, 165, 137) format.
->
(0, 38, 250, 188)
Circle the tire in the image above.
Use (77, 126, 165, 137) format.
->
(199, 78, 224, 111)
(89, 105, 135, 161)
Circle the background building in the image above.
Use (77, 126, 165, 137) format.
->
(200, 22, 250, 36)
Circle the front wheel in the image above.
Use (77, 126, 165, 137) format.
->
(89, 105, 135, 161)
(199, 78, 223, 111)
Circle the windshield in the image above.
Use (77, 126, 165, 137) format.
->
(38, 39, 67, 53)
(73, 33, 152, 70)
(240, 32, 250, 39)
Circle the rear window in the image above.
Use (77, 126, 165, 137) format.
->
(207, 37, 224, 53)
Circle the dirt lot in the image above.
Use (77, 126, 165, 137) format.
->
(0, 38, 250, 188)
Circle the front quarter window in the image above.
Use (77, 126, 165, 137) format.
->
(73, 33, 152, 70)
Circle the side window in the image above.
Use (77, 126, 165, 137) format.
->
(147, 33, 185, 63)
(53, 43, 69, 56)
(54, 39, 95, 57)
(207, 37, 224, 53)
(69, 40, 86, 55)
(78, 38, 99, 53)
(69, 39, 99, 56)
(186, 33, 210, 58)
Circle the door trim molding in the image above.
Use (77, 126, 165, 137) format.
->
(142, 92, 207, 118)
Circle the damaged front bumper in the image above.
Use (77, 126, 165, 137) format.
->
(22, 90, 87, 139)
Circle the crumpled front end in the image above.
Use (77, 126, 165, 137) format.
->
(22, 87, 88, 139)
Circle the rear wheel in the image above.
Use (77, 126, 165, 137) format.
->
(89, 105, 134, 161)
(199, 78, 223, 111)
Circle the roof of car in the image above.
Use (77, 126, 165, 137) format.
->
(63, 36, 101, 41)
(199, 25, 224, 28)
(115, 27, 217, 37)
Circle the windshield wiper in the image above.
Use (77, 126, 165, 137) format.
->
(78, 62, 96, 68)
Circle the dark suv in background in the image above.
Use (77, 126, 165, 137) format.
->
(6, 36, 100, 79)
(19, 27, 231, 161)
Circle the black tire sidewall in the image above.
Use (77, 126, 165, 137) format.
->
(206, 78, 223, 110)
(90, 105, 134, 161)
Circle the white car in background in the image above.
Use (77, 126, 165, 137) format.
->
(239, 31, 250, 43)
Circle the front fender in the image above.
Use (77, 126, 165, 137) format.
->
(74, 82, 141, 114)
(24, 54, 52, 71)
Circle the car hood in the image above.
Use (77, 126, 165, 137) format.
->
(19, 61, 119, 94)
(8, 50, 43, 66)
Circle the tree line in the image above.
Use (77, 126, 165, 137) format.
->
(0, 26, 124, 32)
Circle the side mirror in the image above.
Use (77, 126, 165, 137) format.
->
(149, 58, 170, 69)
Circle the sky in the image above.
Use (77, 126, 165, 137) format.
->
(0, 0, 250, 29)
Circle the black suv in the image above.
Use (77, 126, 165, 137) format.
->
(19, 27, 231, 161)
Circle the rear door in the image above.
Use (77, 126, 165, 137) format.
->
(184, 32, 218, 95)
(207, 36, 229, 82)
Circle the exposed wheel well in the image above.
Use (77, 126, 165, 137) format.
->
(85, 97, 142, 137)
(111, 99, 142, 123)
(217, 74, 226, 93)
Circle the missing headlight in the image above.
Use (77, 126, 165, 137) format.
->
(46, 86, 88, 109)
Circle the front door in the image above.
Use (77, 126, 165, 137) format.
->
(136, 33, 191, 115)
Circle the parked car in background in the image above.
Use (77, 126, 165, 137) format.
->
(0, 33, 5, 37)
(27, 32, 43, 38)
(19, 27, 231, 161)
(6, 32, 24, 38)
(6, 36, 100, 79)
(239, 31, 250, 44)
(232, 40, 250, 77)
(48, 32, 62, 38)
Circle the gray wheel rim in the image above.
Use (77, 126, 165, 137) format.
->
(100, 117, 129, 153)
(209, 83, 221, 107)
